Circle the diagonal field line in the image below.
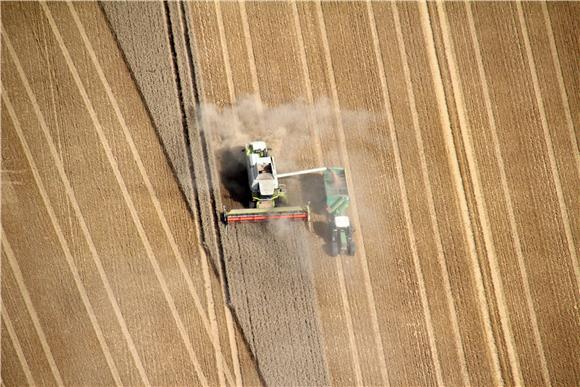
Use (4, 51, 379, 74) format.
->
(415, 3, 507, 384)
(177, 3, 239, 384)
(1, 304, 36, 385)
(386, 3, 445, 384)
(6, 30, 152, 387)
(515, 1, 579, 289)
(188, 3, 244, 385)
(314, 1, 401, 384)
(13, 6, 207, 385)
(36, 3, 211, 385)
(366, 1, 470, 385)
(1, 92, 121, 387)
(289, 2, 364, 385)
(289, 2, 324, 163)
(238, 1, 260, 98)
(65, 2, 236, 385)
(439, 3, 551, 385)
(214, 1, 236, 104)
(542, 1, 580, 285)
(393, 1, 504, 383)
(4, 19, 150, 385)
(0, 2, 2, 375)
(541, 2, 580, 178)
(433, 2, 532, 385)
(1, 229, 64, 386)
(219, 2, 355, 384)
(187, 3, 245, 385)
(238, 1, 364, 382)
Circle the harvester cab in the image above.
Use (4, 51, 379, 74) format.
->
(245, 141, 281, 208)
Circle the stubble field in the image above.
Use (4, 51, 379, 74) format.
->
(2, 1, 579, 386)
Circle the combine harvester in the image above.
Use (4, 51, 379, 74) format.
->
(223, 141, 355, 256)
(222, 141, 311, 223)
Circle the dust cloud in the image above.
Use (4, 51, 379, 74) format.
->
(199, 95, 378, 204)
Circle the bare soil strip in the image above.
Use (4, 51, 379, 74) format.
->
(538, 3, 580, 178)
(545, 2, 580, 131)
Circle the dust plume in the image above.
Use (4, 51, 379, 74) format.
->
(199, 95, 378, 204)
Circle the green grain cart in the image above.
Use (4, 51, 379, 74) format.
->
(323, 167, 355, 256)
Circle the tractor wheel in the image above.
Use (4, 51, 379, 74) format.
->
(347, 240, 356, 256)
(330, 229, 339, 257)
(347, 228, 355, 256)
(330, 240, 339, 257)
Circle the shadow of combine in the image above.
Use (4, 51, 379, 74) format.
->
(298, 173, 326, 214)
(297, 174, 330, 244)
(218, 147, 250, 206)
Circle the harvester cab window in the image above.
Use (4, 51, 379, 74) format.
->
(257, 163, 272, 174)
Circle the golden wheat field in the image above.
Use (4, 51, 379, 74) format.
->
(1, 1, 578, 386)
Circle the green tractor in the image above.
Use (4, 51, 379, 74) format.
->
(323, 168, 355, 257)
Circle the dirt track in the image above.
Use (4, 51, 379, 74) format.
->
(2, 1, 579, 386)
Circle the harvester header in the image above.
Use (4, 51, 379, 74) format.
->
(223, 205, 310, 224)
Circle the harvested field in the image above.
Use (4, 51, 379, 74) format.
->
(2, 1, 579, 386)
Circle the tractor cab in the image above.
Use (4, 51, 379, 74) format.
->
(330, 215, 355, 257)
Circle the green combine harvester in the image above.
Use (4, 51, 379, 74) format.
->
(223, 141, 355, 256)
(323, 167, 355, 256)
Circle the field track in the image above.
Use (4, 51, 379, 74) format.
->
(2, 1, 579, 386)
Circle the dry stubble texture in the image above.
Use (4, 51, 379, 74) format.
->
(2, 1, 580, 385)
(100, 1, 195, 211)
